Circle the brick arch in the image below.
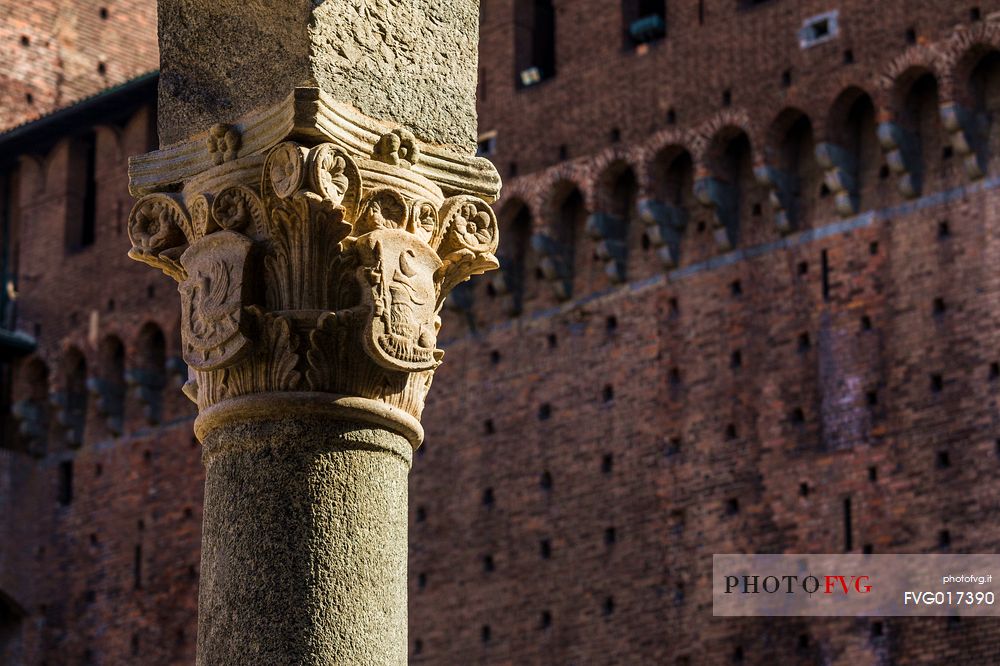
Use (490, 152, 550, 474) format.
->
(97, 333, 127, 378)
(92, 124, 126, 166)
(761, 107, 818, 167)
(134, 321, 167, 360)
(878, 45, 947, 114)
(16, 355, 50, 401)
(698, 124, 755, 180)
(591, 158, 639, 213)
(639, 130, 697, 195)
(494, 182, 540, 230)
(538, 175, 589, 226)
(122, 104, 157, 156)
(938, 22, 1000, 106)
(497, 196, 532, 224)
(42, 138, 72, 196)
(17, 154, 46, 197)
(691, 108, 758, 173)
(581, 145, 637, 208)
(823, 85, 878, 143)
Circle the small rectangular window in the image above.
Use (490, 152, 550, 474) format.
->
(799, 10, 840, 49)
(66, 132, 98, 253)
(477, 131, 497, 157)
(514, 0, 556, 88)
(623, 0, 666, 47)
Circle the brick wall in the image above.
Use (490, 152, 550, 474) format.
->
(0, 0, 158, 132)
(6, 1, 1000, 664)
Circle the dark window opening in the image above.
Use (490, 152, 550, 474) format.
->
(623, 0, 666, 47)
(843, 497, 853, 551)
(133, 544, 143, 589)
(820, 250, 830, 301)
(67, 132, 98, 252)
(515, 0, 556, 87)
(58, 461, 73, 505)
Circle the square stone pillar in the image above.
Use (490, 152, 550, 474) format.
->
(156, 0, 480, 152)
(128, 2, 499, 664)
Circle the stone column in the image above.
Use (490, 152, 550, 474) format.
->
(127, 3, 499, 664)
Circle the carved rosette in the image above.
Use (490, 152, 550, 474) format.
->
(128, 133, 499, 446)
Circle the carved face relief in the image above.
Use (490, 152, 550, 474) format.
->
(411, 202, 438, 245)
(357, 228, 443, 372)
(178, 231, 254, 371)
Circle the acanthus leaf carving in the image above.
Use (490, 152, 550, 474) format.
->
(262, 142, 354, 310)
(215, 306, 302, 403)
(128, 132, 500, 439)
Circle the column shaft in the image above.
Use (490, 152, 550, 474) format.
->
(197, 416, 411, 665)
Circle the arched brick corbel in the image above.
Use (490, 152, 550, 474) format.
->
(814, 141, 859, 216)
(488, 194, 535, 313)
(693, 165, 738, 251)
(637, 136, 695, 268)
(877, 108, 923, 198)
(636, 198, 685, 268)
(530, 231, 573, 300)
(753, 159, 795, 235)
(936, 24, 1000, 180)
(877, 46, 948, 198)
(940, 103, 988, 179)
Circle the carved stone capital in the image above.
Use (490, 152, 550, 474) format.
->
(128, 93, 501, 447)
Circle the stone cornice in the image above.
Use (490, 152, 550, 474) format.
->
(128, 87, 501, 203)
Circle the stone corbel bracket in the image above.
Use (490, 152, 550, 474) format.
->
(877, 121, 922, 198)
(693, 177, 738, 250)
(126, 367, 167, 425)
(584, 212, 627, 283)
(127, 90, 501, 449)
(753, 164, 795, 235)
(637, 198, 685, 269)
(85, 376, 124, 435)
(814, 142, 858, 217)
(10, 399, 47, 457)
(530, 233, 573, 301)
(940, 103, 988, 180)
(48, 390, 84, 447)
